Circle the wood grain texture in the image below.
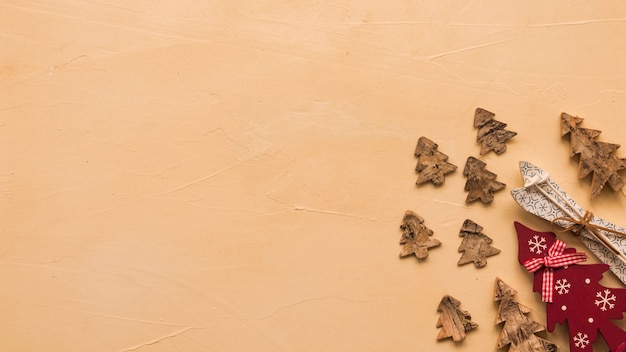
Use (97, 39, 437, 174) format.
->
(414, 136, 457, 186)
(436, 295, 478, 342)
(399, 210, 441, 259)
(474, 108, 517, 155)
(561, 112, 626, 199)
(494, 278, 557, 352)
(463, 156, 506, 203)
(457, 219, 500, 268)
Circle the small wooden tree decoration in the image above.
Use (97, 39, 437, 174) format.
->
(457, 219, 500, 268)
(561, 112, 626, 199)
(495, 278, 557, 352)
(463, 156, 506, 203)
(474, 107, 517, 155)
(436, 295, 478, 342)
(399, 210, 441, 259)
(414, 136, 457, 186)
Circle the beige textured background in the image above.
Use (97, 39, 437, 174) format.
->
(2, 1, 626, 351)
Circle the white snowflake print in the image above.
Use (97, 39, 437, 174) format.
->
(554, 279, 571, 295)
(595, 289, 616, 311)
(573, 332, 590, 348)
(528, 235, 547, 254)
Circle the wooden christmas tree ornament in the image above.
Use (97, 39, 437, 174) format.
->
(494, 277, 557, 352)
(414, 136, 457, 186)
(398, 210, 441, 260)
(463, 156, 506, 203)
(474, 107, 517, 155)
(561, 112, 626, 199)
(436, 295, 478, 342)
(457, 219, 500, 268)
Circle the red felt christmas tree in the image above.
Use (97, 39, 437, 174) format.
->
(514, 222, 626, 351)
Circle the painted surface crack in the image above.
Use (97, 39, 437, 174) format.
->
(264, 192, 390, 222)
(119, 327, 201, 352)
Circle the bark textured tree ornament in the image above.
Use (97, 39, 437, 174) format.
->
(463, 156, 506, 203)
(474, 107, 517, 155)
(436, 295, 478, 342)
(414, 136, 457, 186)
(515, 222, 626, 352)
(561, 112, 626, 199)
(398, 210, 441, 259)
(494, 277, 557, 352)
(457, 219, 500, 268)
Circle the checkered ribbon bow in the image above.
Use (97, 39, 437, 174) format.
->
(523, 239, 587, 302)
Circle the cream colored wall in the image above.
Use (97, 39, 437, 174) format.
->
(1, 1, 626, 351)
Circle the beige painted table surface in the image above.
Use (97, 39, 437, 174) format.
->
(2, 1, 626, 351)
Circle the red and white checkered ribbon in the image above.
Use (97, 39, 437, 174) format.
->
(523, 239, 587, 303)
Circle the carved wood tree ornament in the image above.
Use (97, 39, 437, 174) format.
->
(457, 219, 500, 268)
(494, 278, 557, 352)
(463, 156, 506, 203)
(398, 210, 441, 260)
(436, 295, 478, 342)
(561, 112, 626, 199)
(414, 136, 457, 186)
(474, 108, 517, 155)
